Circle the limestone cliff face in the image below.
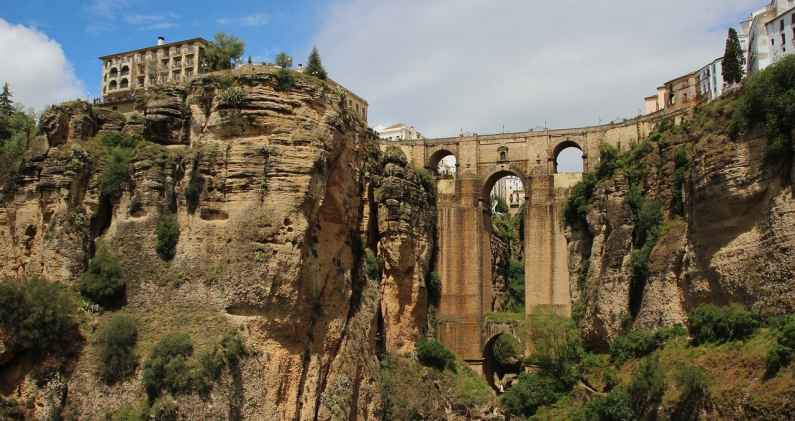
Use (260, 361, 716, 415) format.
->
(568, 101, 795, 347)
(0, 68, 436, 420)
(372, 151, 436, 355)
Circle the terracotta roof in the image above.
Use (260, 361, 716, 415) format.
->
(99, 37, 209, 60)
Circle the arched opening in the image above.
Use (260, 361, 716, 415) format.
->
(120, 65, 130, 76)
(428, 149, 457, 179)
(109, 67, 119, 78)
(483, 333, 523, 392)
(109, 80, 118, 90)
(553, 141, 584, 173)
(484, 170, 526, 315)
(120, 78, 129, 89)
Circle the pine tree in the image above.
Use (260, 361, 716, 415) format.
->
(722, 28, 745, 85)
(0, 83, 13, 117)
(305, 47, 327, 80)
(275, 52, 293, 69)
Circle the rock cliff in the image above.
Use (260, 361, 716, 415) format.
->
(0, 67, 437, 420)
(567, 97, 795, 348)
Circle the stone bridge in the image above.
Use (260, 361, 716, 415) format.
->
(387, 109, 688, 368)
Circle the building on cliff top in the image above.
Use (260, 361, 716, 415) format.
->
(739, 0, 795, 75)
(98, 37, 209, 112)
(378, 123, 424, 141)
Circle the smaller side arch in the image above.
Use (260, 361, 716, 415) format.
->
(427, 147, 458, 177)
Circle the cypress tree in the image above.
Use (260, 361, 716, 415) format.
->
(305, 47, 327, 80)
(722, 28, 745, 85)
(0, 83, 13, 117)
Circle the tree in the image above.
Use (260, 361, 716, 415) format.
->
(204, 33, 245, 71)
(722, 28, 745, 85)
(0, 83, 13, 117)
(275, 52, 293, 69)
(305, 47, 327, 80)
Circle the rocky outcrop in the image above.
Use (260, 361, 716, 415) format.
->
(373, 148, 435, 354)
(0, 67, 436, 420)
(568, 100, 795, 347)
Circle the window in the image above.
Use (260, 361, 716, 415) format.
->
(186, 68, 193, 78)
(138, 77, 145, 87)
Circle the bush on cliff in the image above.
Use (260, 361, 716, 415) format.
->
(99, 146, 133, 198)
(156, 214, 180, 261)
(526, 313, 584, 388)
(766, 315, 795, 377)
(609, 325, 686, 364)
(79, 245, 125, 307)
(275, 68, 296, 92)
(427, 271, 441, 306)
(98, 314, 138, 384)
(688, 304, 759, 345)
(492, 334, 522, 369)
(732, 54, 795, 163)
(501, 373, 565, 418)
(0, 278, 77, 355)
(364, 249, 383, 282)
(416, 337, 456, 371)
(142, 333, 194, 398)
(673, 364, 710, 420)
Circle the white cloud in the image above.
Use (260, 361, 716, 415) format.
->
(0, 19, 86, 110)
(217, 13, 271, 27)
(314, 0, 760, 138)
(125, 13, 179, 30)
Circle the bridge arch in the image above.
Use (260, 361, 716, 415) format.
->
(483, 332, 523, 392)
(427, 148, 458, 177)
(481, 168, 528, 205)
(551, 139, 587, 174)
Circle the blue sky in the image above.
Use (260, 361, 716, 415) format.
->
(3, 0, 330, 99)
(1, 0, 764, 138)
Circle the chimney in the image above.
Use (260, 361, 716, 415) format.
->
(157, 36, 165, 46)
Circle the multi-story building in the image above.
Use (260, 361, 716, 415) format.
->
(642, 71, 699, 114)
(378, 123, 423, 141)
(740, 0, 795, 74)
(766, 5, 795, 64)
(99, 37, 208, 107)
(697, 58, 724, 102)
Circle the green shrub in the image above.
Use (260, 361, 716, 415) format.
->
(500, 373, 564, 418)
(416, 337, 456, 371)
(526, 313, 584, 388)
(98, 314, 138, 384)
(109, 403, 147, 421)
(597, 143, 620, 180)
(732, 55, 795, 163)
(364, 249, 383, 282)
(274, 68, 295, 92)
(505, 258, 525, 313)
(609, 325, 686, 364)
(627, 355, 665, 418)
(219, 86, 246, 107)
(414, 167, 435, 197)
(766, 316, 795, 376)
(101, 132, 140, 149)
(79, 246, 125, 307)
(671, 146, 689, 216)
(492, 334, 522, 369)
(142, 333, 194, 398)
(185, 168, 203, 214)
(673, 364, 709, 421)
(99, 147, 133, 197)
(427, 271, 441, 306)
(564, 172, 597, 227)
(581, 387, 635, 421)
(156, 214, 180, 261)
(688, 304, 759, 345)
(0, 278, 77, 355)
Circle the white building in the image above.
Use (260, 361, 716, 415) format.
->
(378, 123, 424, 141)
(491, 176, 524, 214)
(697, 58, 724, 102)
(766, 5, 795, 64)
(740, 0, 795, 75)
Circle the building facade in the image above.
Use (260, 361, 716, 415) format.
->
(99, 37, 208, 102)
(697, 58, 724, 102)
(378, 123, 424, 141)
(740, 0, 795, 75)
(327, 79, 369, 123)
(765, 5, 795, 64)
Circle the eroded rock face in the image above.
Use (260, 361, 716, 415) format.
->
(373, 154, 435, 355)
(0, 69, 435, 420)
(568, 106, 795, 347)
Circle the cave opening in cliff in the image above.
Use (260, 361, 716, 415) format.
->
(486, 172, 526, 315)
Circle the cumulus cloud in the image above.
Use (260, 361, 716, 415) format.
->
(314, 0, 759, 137)
(0, 19, 86, 110)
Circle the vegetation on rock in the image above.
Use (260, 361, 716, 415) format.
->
(722, 28, 745, 85)
(416, 337, 456, 371)
(305, 46, 328, 80)
(609, 325, 686, 364)
(688, 304, 759, 345)
(98, 314, 138, 384)
(80, 245, 126, 307)
(0, 278, 78, 356)
(275, 52, 293, 69)
(204, 33, 245, 71)
(156, 214, 180, 261)
(767, 315, 795, 377)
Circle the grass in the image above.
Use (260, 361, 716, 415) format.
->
(484, 312, 525, 323)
